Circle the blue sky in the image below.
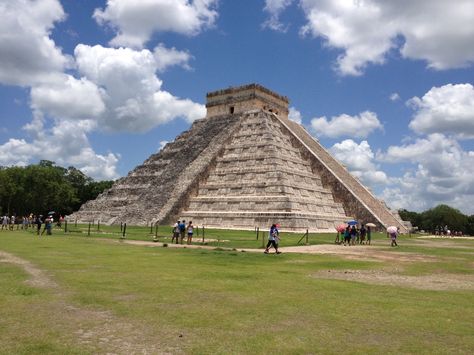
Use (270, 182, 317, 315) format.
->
(1, 0, 473, 214)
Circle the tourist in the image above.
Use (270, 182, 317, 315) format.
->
(350, 226, 357, 245)
(388, 229, 398, 247)
(367, 226, 372, 245)
(1, 215, 8, 230)
(22, 216, 28, 230)
(179, 220, 186, 244)
(360, 225, 366, 244)
(264, 224, 281, 254)
(172, 220, 180, 244)
(36, 215, 43, 236)
(9, 215, 15, 230)
(187, 221, 194, 245)
(343, 226, 351, 246)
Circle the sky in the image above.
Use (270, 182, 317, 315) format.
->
(1, 0, 474, 215)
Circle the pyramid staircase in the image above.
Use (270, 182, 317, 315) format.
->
(180, 110, 349, 231)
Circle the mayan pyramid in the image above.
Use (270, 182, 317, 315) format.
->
(71, 84, 408, 233)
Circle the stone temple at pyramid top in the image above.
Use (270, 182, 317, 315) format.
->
(206, 83, 289, 119)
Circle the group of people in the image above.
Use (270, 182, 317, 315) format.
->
(1, 215, 16, 230)
(171, 220, 194, 244)
(434, 225, 463, 237)
(336, 225, 372, 246)
(1, 214, 59, 236)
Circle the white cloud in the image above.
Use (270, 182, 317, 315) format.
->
(153, 43, 193, 72)
(74, 44, 205, 132)
(330, 139, 388, 186)
(0, 119, 119, 180)
(263, 0, 294, 32)
(408, 83, 474, 139)
(390, 93, 400, 101)
(310, 111, 382, 138)
(0, 0, 70, 86)
(297, 0, 474, 75)
(31, 75, 106, 120)
(288, 106, 302, 124)
(379, 134, 474, 213)
(94, 0, 219, 48)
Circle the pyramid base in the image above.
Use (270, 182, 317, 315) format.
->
(179, 211, 348, 233)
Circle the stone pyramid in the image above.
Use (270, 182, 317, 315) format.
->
(71, 84, 407, 233)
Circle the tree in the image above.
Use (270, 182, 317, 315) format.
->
(420, 204, 468, 234)
(466, 215, 474, 236)
(0, 162, 114, 217)
(0, 167, 25, 216)
(398, 209, 422, 229)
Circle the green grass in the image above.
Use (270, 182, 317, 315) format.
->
(0, 229, 473, 354)
(39, 222, 400, 249)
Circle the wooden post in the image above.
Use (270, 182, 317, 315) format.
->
(197, 226, 199, 237)
(97, 220, 100, 231)
(64, 220, 68, 233)
(202, 226, 205, 243)
(153, 222, 158, 242)
(122, 223, 127, 239)
(88, 222, 91, 236)
(306, 229, 309, 245)
(262, 228, 265, 248)
(256, 227, 259, 240)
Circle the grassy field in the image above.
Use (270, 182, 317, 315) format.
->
(0, 227, 473, 354)
(47, 222, 383, 248)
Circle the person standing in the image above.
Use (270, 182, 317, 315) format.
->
(36, 215, 43, 236)
(343, 226, 351, 246)
(172, 221, 180, 244)
(350, 226, 357, 246)
(264, 224, 281, 254)
(367, 226, 372, 245)
(187, 221, 194, 245)
(360, 225, 367, 244)
(1, 215, 7, 230)
(179, 220, 186, 244)
(45, 216, 53, 235)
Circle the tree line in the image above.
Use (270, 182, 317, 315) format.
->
(0, 160, 114, 218)
(399, 204, 474, 235)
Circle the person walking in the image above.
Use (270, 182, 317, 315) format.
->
(388, 230, 398, 247)
(187, 221, 194, 245)
(264, 224, 281, 254)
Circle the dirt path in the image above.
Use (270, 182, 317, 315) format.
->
(312, 269, 474, 291)
(115, 239, 435, 263)
(0, 250, 179, 354)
